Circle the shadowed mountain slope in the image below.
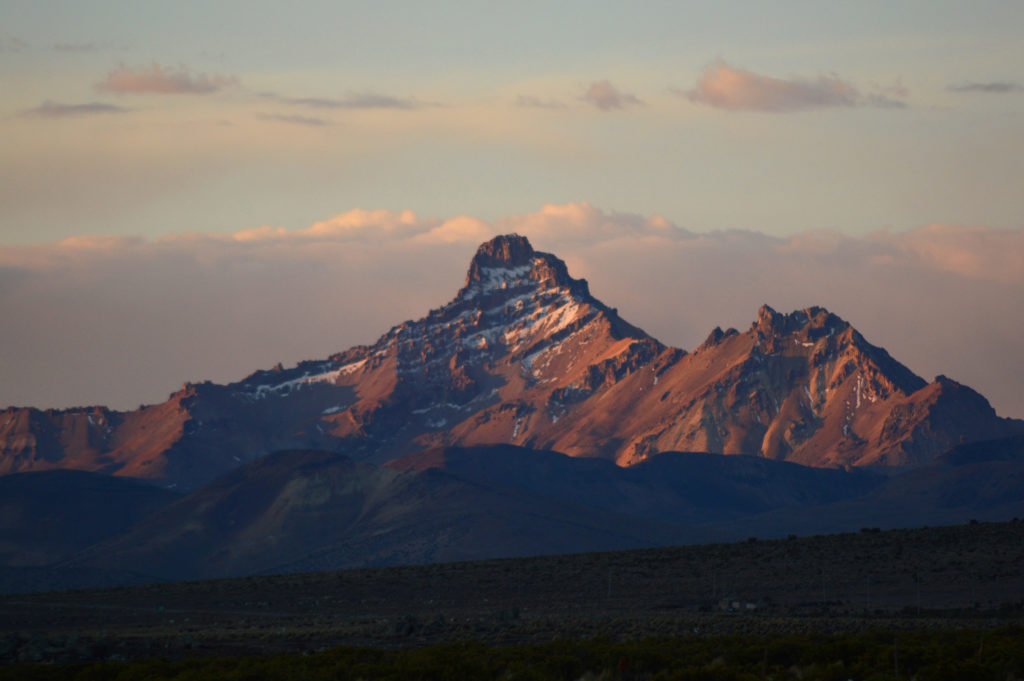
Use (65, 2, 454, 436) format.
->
(67, 449, 700, 581)
(19, 439, 1024, 590)
(0, 470, 180, 566)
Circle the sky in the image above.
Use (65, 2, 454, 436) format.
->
(1, 2, 1023, 418)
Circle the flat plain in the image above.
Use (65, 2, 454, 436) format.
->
(2, 519, 1022, 664)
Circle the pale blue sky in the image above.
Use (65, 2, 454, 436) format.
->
(2, 1, 1023, 243)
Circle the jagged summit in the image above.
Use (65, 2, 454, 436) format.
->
(753, 305, 847, 339)
(459, 234, 590, 302)
(469, 233, 535, 269)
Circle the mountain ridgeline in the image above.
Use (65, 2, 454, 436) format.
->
(2, 234, 1022, 491)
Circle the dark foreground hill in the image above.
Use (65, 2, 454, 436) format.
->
(0, 471, 180, 567)
(1, 519, 1022, 664)
(4, 437, 1024, 593)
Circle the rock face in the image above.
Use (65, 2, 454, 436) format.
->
(619, 306, 1021, 468)
(2, 234, 1021, 488)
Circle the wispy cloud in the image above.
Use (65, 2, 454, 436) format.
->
(863, 93, 907, 109)
(21, 100, 130, 118)
(261, 91, 425, 110)
(97, 63, 237, 94)
(580, 80, 643, 111)
(681, 60, 905, 112)
(54, 42, 101, 52)
(947, 81, 1023, 94)
(256, 113, 330, 127)
(515, 95, 567, 109)
(0, 33, 29, 53)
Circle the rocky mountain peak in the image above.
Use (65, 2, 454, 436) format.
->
(459, 234, 589, 302)
(470, 233, 535, 268)
(753, 305, 849, 341)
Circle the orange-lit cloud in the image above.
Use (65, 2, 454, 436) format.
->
(496, 202, 686, 243)
(97, 63, 237, 94)
(682, 61, 904, 112)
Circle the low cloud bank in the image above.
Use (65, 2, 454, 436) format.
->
(2, 204, 1022, 418)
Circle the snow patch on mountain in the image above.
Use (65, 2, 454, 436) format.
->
(235, 359, 366, 401)
(462, 264, 533, 299)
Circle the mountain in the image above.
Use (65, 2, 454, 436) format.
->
(62, 444, 880, 583)
(66, 448, 700, 581)
(387, 445, 881, 526)
(23, 440, 1024, 589)
(2, 234, 1021, 489)
(0, 470, 180, 567)
(705, 435, 1024, 540)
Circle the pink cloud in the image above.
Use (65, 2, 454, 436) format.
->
(496, 202, 687, 243)
(871, 224, 1024, 284)
(580, 80, 643, 111)
(683, 61, 902, 112)
(97, 63, 237, 94)
(413, 216, 493, 244)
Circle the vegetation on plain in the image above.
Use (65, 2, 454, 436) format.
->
(3, 627, 1023, 680)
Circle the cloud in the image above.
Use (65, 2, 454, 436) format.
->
(515, 95, 567, 109)
(580, 80, 643, 111)
(681, 60, 904, 112)
(256, 113, 330, 127)
(21, 100, 130, 118)
(53, 42, 101, 52)
(413, 216, 493, 244)
(2, 206, 1022, 421)
(0, 33, 28, 53)
(863, 93, 907, 109)
(220, 204, 686, 246)
(947, 81, 1023, 94)
(97, 63, 237, 94)
(868, 223, 1024, 284)
(496, 202, 689, 244)
(261, 91, 424, 110)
